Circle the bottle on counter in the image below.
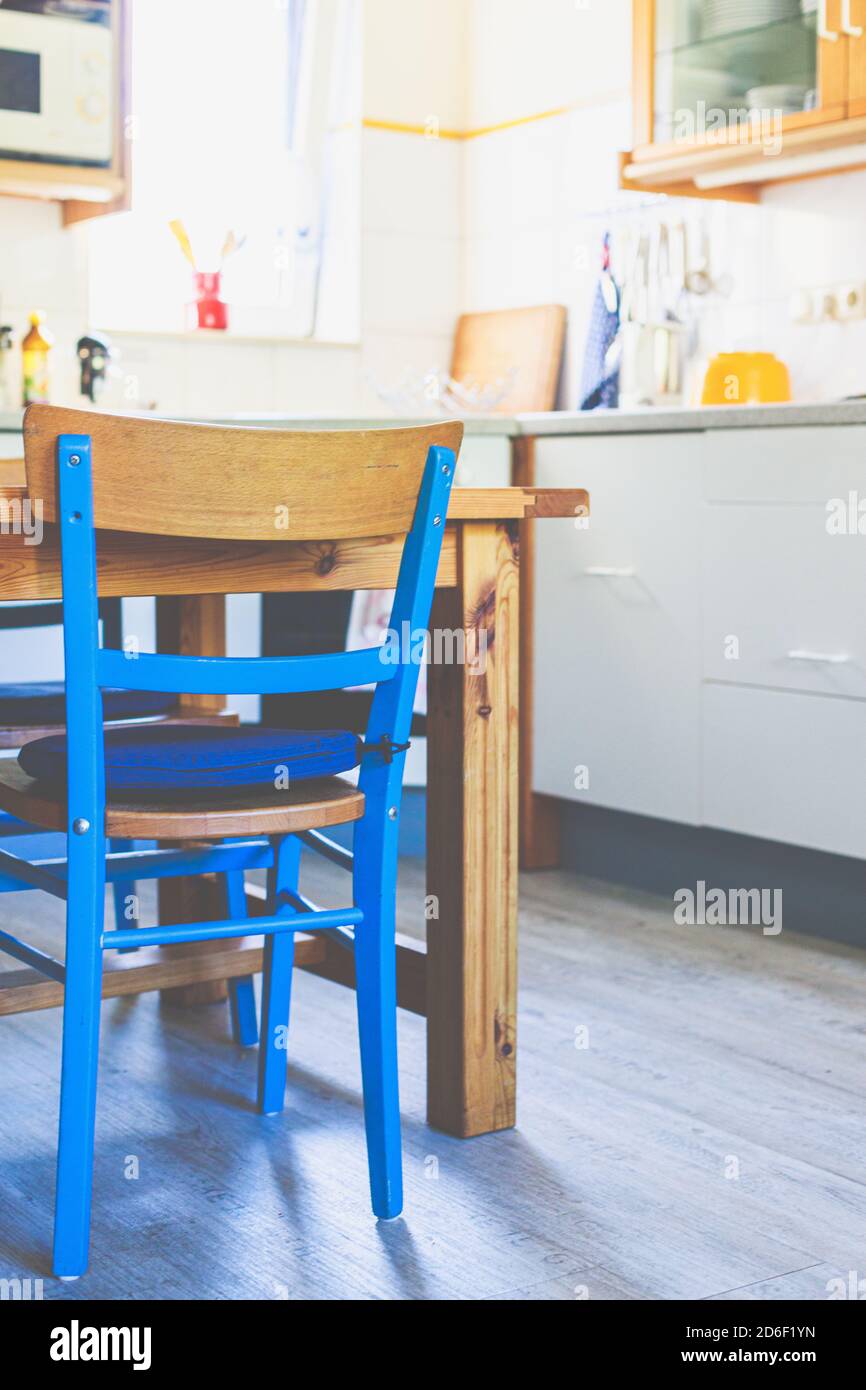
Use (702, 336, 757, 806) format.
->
(22, 311, 53, 405)
(0, 326, 13, 413)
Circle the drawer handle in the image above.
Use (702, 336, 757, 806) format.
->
(786, 649, 850, 665)
(583, 565, 636, 578)
(820, 0, 839, 39)
(841, 0, 863, 37)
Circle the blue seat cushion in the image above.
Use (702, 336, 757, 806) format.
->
(18, 724, 363, 794)
(0, 682, 178, 726)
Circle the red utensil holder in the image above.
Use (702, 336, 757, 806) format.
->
(189, 271, 228, 331)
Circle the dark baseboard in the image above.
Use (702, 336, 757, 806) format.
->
(555, 800, 866, 950)
(366, 792, 866, 950)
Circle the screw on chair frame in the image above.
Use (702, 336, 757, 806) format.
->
(0, 413, 458, 1277)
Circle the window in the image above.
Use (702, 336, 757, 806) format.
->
(88, 0, 360, 341)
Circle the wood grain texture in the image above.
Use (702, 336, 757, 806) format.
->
(631, 0, 655, 150)
(0, 760, 365, 839)
(426, 522, 519, 1136)
(819, 0, 850, 116)
(0, 934, 325, 1017)
(450, 306, 566, 413)
(156, 596, 226, 715)
(23, 406, 464, 541)
(511, 437, 561, 870)
(0, 521, 457, 597)
(624, 113, 866, 192)
(3, 462, 586, 521)
(153, 593, 231, 1002)
(847, 2, 866, 117)
(0, 492, 586, 600)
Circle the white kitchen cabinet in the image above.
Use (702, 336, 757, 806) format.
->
(703, 684, 866, 860)
(533, 419, 866, 861)
(533, 433, 703, 824)
(703, 502, 866, 701)
(703, 426, 866, 505)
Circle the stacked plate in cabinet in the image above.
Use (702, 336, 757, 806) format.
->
(701, 0, 800, 39)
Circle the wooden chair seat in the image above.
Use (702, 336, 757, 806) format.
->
(0, 759, 364, 840)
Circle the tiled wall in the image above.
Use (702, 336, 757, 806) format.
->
(0, 193, 368, 418)
(460, 0, 866, 407)
(711, 172, 866, 401)
(461, 0, 633, 408)
(357, 0, 466, 412)
(0, 197, 91, 411)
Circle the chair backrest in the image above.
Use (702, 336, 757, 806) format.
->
(42, 410, 463, 825)
(24, 404, 463, 541)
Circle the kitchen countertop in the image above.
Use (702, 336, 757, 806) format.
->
(4, 400, 866, 436)
(515, 401, 866, 434)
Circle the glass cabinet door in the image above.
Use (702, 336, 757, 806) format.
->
(652, 0, 847, 146)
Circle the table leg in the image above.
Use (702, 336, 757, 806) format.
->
(511, 436, 561, 869)
(155, 595, 233, 1006)
(426, 521, 518, 1137)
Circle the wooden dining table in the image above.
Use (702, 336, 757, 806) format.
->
(0, 455, 587, 1139)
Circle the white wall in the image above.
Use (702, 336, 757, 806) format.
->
(461, 0, 632, 409)
(0, 197, 91, 410)
(0, 0, 468, 421)
(357, 0, 467, 410)
(704, 172, 866, 402)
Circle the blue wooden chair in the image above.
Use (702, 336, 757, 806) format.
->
(0, 604, 258, 1037)
(0, 405, 462, 1278)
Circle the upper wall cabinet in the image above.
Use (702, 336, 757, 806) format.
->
(623, 0, 866, 199)
(0, 0, 129, 220)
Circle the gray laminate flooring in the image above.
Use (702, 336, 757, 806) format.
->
(1, 859, 865, 1301)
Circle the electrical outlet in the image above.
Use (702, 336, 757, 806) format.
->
(835, 282, 866, 321)
(790, 283, 866, 325)
(817, 287, 841, 322)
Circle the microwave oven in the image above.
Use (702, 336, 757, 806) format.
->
(0, 8, 113, 166)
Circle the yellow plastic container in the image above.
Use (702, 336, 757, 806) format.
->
(701, 352, 791, 406)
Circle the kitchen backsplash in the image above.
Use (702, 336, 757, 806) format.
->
(6, 110, 866, 414)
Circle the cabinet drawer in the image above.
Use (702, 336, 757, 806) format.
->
(703, 685, 866, 859)
(533, 434, 701, 824)
(703, 426, 866, 503)
(703, 502, 866, 699)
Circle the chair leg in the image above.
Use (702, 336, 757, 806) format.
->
(53, 831, 106, 1279)
(257, 835, 301, 1115)
(110, 838, 138, 954)
(353, 815, 403, 1220)
(222, 866, 258, 1047)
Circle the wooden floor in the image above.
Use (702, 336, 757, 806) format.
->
(2, 857, 866, 1301)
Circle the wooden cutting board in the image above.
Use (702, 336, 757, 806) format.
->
(450, 304, 566, 413)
